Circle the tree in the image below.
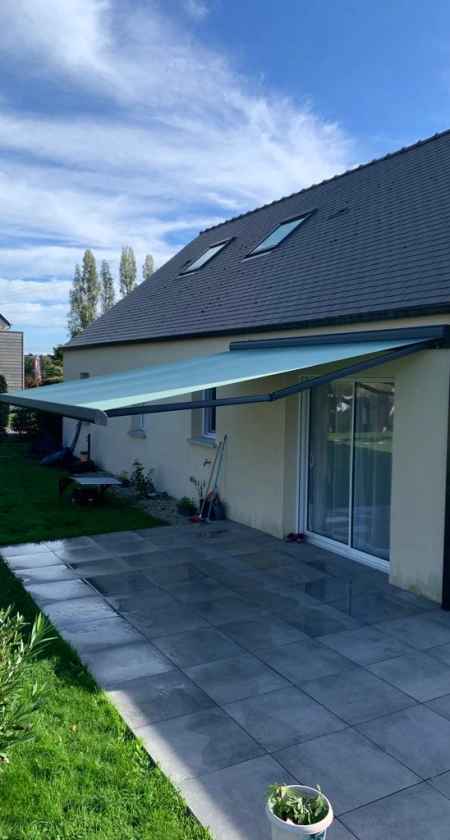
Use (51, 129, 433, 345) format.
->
(142, 254, 154, 281)
(67, 250, 100, 337)
(119, 246, 137, 297)
(43, 344, 63, 382)
(100, 260, 115, 313)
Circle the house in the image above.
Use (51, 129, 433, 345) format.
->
(4, 128, 450, 606)
(0, 312, 23, 391)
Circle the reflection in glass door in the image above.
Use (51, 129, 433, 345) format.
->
(307, 380, 394, 561)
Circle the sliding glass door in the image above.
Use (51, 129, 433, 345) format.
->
(307, 379, 394, 561)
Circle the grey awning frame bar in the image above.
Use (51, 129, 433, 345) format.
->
(229, 324, 450, 351)
(106, 337, 440, 418)
(1, 395, 108, 426)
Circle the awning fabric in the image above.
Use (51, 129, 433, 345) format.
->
(0, 337, 429, 426)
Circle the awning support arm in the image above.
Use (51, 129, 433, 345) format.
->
(106, 339, 436, 418)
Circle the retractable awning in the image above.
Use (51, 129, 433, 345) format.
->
(1, 326, 447, 425)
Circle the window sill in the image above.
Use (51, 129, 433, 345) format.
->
(188, 436, 217, 448)
(128, 430, 147, 439)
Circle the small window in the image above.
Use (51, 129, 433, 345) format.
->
(79, 372, 90, 379)
(203, 388, 216, 438)
(181, 240, 231, 274)
(248, 214, 311, 256)
(129, 404, 146, 437)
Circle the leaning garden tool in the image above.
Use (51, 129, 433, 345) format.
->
(205, 434, 227, 523)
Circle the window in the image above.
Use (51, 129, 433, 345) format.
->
(203, 388, 216, 438)
(129, 404, 146, 437)
(181, 240, 231, 274)
(79, 372, 90, 379)
(248, 214, 311, 256)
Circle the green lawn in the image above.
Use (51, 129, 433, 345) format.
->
(0, 439, 164, 545)
(0, 439, 210, 839)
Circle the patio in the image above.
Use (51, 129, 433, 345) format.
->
(4, 521, 450, 839)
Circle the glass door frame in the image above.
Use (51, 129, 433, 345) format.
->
(298, 375, 393, 572)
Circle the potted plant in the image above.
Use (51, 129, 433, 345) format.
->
(265, 784, 333, 839)
(177, 496, 198, 516)
(79, 450, 89, 463)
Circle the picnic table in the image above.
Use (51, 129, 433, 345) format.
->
(59, 475, 123, 504)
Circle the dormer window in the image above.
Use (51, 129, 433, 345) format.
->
(181, 239, 231, 274)
(247, 214, 311, 256)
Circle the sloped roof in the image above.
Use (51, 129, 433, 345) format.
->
(67, 128, 450, 350)
(0, 313, 11, 329)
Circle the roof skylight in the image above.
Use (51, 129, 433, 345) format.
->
(248, 214, 311, 256)
(181, 240, 231, 273)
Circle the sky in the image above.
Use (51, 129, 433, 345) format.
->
(1, 0, 450, 353)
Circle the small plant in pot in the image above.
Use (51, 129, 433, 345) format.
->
(79, 450, 89, 463)
(265, 784, 333, 839)
(177, 496, 198, 516)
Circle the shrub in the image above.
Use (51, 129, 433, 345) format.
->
(130, 459, 155, 499)
(0, 608, 54, 767)
(0, 374, 9, 437)
(10, 407, 39, 438)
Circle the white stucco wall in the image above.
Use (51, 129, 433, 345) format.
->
(64, 313, 450, 599)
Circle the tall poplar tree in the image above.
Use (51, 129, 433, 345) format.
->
(100, 260, 115, 313)
(142, 253, 154, 281)
(67, 250, 100, 337)
(119, 246, 137, 297)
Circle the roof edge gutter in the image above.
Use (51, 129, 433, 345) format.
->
(230, 325, 450, 351)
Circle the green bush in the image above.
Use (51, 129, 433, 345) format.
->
(10, 408, 39, 438)
(0, 608, 54, 767)
(0, 374, 9, 437)
(130, 459, 155, 498)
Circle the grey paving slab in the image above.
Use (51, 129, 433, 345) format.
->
(135, 707, 265, 783)
(81, 641, 175, 685)
(279, 603, 362, 636)
(244, 586, 314, 615)
(357, 704, 450, 778)
(6, 552, 65, 570)
(120, 551, 185, 569)
(1, 541, 58, 557)
(102, 585, 177, 612)
(180, 754, 298, 840)
(219, 615, 310, 652)
(341, 782, 450, 840)
(427, 771, 450, 799)
(304, 557, 362, 577)
(44, 536, 99, 550)
(115, 541, 169, 558)
(368, 651, 450, 702)
(55, 547, 112, 563)
(223, 686, 347, 751)
(143, 562, 206, 585)
(373, 615, 450, 650)
(92, 532, 148, 547)
(84, 570, 156, 597)
(265, 564, 331, 586)
(419, 608, 450, 627)
(294, 577, 368, 603)
(63, 616, 145, 652)
(44, 595, 117, 629)
(331, 594, 421, 623)
(190, 556, 251, 576)
(184, 652, 290, 704)
(15, 565, 80, 583)
(273, 728, 420, 816)
(214, 570, 289, 596)
(25, 579, 97, 606)
(164, 578, 236, 605)
(318, 625, 414, 665)
(237, 551, 296, 570)
(426, 693, 450, 720)
(426, 642, 450, 668)
(69, 558, 129, 576)
(166, 547, 215, 563)
(106, 670, 215, 727)
(257, 638, 356, 685)
(189, 594, 269, 626)
(125, 601, 207, 639)
(153, 626, 245, 668)
(302, 667, 416, 725)
(327, 821, 359, 840)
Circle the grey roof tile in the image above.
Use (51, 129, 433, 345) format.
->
(67, 128, 450, 349)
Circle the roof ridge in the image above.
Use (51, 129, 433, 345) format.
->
(201, 126, 450, 234)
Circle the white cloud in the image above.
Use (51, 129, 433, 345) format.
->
(183, 0, 210, 21)
(0, 0, 358, 352)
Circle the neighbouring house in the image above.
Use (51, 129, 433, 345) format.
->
(5, 128, 450, 606)
(0, 312, 23, 391)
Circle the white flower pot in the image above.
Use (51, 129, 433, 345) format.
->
(266, 786, 333, 840)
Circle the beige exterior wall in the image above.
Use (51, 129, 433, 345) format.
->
(64, 312, 450, 601)
(0, 331, 23, 390)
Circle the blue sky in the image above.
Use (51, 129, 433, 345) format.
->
(1, 0, 450, 353)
